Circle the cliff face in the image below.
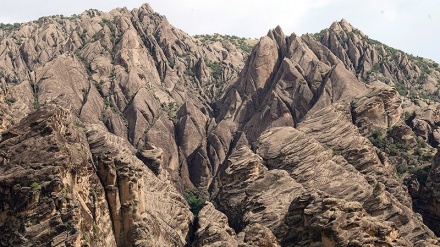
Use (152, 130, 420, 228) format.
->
(0, 105, 117, 246)
(0, 4, 440, 247)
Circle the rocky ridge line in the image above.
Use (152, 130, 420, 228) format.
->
(0, 4, 440, 247)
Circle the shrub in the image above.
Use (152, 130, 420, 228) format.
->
(206, 60, 223, 81)
(389, 144, 399, 156)
(368, 130, 388, 149)
(394, 82, 407, 96)
(30, 182, 42, 190)
(183, 190, 205, 215)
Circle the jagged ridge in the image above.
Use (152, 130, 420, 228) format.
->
(0, 4, 440, 247)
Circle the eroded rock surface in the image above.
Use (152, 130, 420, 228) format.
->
(1, 3, 440, 247)
(416, 151, 440, 236)
(87, 124, 193, 246)
(0, 105, 116, 246)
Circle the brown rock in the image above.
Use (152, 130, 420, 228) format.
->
(216, 146, 304, 240)
(192, 202, 242, 247)
(389, 123, 418, 149)
(352, 81, 402, 135)
(0, 105, 116, 247)
(87, 124, 193, 246)
(416, 151, 440, 236)
(282, 192, 406, 246)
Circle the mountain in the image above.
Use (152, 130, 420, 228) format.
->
(0, 3, 440, 247)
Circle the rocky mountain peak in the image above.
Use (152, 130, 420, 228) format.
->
(1, 3, 440, 247)
(138, 2, 155, 13)
(329, 18, 354, 32)
(317, 19, 440, 102)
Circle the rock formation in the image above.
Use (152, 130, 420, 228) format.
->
(0, 105, 116, 246)
(0, 4, 440, 247)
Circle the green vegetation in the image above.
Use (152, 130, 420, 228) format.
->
(30, 182, 42, 190)
(394, 82, 408, 96)
(89, 188, 97, 198)
(368, 130, 389, 150)
(160, 101, 179, 119)
(368, 129, 435, 180)
(0, 23, 21, 38)
(311, 29, 326, 40)
(311, 25, 440, 104)
(206, 60, 224, 82)
(194, 34, 255, 53)
(93, 225, 100, 234)
(184, 68, 194, 77)
(183, 189, 206, 215)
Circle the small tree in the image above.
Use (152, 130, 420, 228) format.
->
(183, 190, 205, 215)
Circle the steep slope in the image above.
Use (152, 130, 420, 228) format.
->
(209, 25, 439, 245)
(216, 26, 366, 142)
(0, 3, 248, 190)
(315, 19, 440, 102)
(314, 20, 440, 235)
(1, 4, 440, 247)
(0, 105, 116, 246)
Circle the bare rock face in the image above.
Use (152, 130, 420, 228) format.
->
(352, 81, 402, 135)
(256, 127, 372, 202)
(86, 124, 193, 246)
(0, 105, 116, 247)
(176, 102, 212, 188)
(193, 202, 281, 247)
(216, 26, 366, 143)
(0, 3, 249, 190)
(282, 192, 404, 246)
(409, 104, 440, 145)
(215, 146, 304, 239)
(416, 151, 440, 236)
(256, 126, 438, 245)
(239, 224, 280, 247)
(1, 4, 440, 247)
(299, 104, 434, 244)
(388, 123, 418, 149)
(297, 104, 402, 200)
(317, 19, 440, 100)
(192, 202, 242, 247)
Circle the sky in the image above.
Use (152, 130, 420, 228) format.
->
(0, 0, 439, 62)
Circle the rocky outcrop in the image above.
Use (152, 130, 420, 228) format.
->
(86, 124, 193, 246)
(193, 202, 280, 247)
(1, 3, 440, 247)
(317, 19, 440, 101)
(215, 25, 367, 143)
(409, 104, 440, 145)
(257, 127, 368, 198)
(192, 202, 243, 247)
(256, 126, 438, 245)
(415, 151, 440, 236)
(0, 105, 116, 246)
(215, 146, 304, 238)
(351, 81, 402, 135)
(0, 3, 249, 189)
(282, 192, 409, 246)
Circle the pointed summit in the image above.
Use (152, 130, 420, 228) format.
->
(329, 19, 355, 33)
(267, 25, 285, 37)
(139, 3, 154, 13)
(339, 18, 353, 32)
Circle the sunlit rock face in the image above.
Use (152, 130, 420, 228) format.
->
(1, 5, 440, 247)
